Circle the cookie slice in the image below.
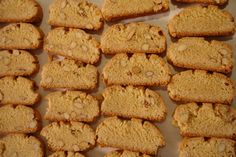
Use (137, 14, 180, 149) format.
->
(44, 27, 100, 64)
(45, 91, 99, 122)
(101, 86, 167, 121)
(49, 151, 85, 157)
(0, 23, 44, 49)
(173, 103, 236, 139)
(41, 122, 95, 152)
(101, 23, 166, 54)
(167, 37, 233, 73)
(179, 137, 236, 157)
(167, 70, 234, 104)
(0, 50, 39, 77)
(0, 0, 42, 23)
(105, 150, 151, 157)
(0, 134, 44, 157)
(174, 0, 228, 5)
(102, 0, 169, 21)
(48, 0, 103, 30)
(168, 5, 235, 38)
(0, 76, 40, 105)
(96, 117, 165, 155)
(40, 59, 98, 90)
(102, 54, 171, 86)
(0, 105, 40, 134)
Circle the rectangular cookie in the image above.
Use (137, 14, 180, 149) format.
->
(40, 59, 98, 90)
(96, 117, 165, 155)
(167, 37, 233, 73)
(179, 137, 236, 157)
(173, 103, 236, 139)
(168, 5, 235, 38)
(101, 85, 167, 121)
(49, 151, 85, 157)
(174, 0, 228, 5)
(167, 70, 234, 104)
(102, 54, 171, 86)
(45, 91, 99, 122)
(0, 105, 40, 134)
(44, 27, 100, 64)
(0, 0, 42, 23)
(41, 122, 95, 152)
(105, 150, 151, 157)
(0, 134, 44, 157)
(48, 0, 103, 30)
(0, 23, 44, 49)
(0, 50, 39, 77)
(101, 23, 166, 54)
(102, 0, 169, 21)
(0, 76, 40, 105)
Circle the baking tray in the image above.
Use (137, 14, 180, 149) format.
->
(34, 0, 236, 156)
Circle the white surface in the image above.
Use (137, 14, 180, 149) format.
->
(34, 0, 236, 156)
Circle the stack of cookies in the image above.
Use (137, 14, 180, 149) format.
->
(0, 0, 44, 156)
(40, 0, 103, 156)
(167, 3, 236, 157)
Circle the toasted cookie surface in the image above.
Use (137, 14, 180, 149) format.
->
(49, 151, 85, 157)
(175, 0, 227, 5)
(168, 5, 235, 37)
(44, 27, 100, 64)
(41, 122, 95, 152)
(167, 70, 234, 104)
(167, 37, 233, 73)
(0, 23, 43, 49)
(0, 134, 44, 157)
(45, 91, 99, 122)
(102, 54, 171, 86)
(48, 0, 103, 30)
(173, 103, 236, 139)
(179, 137, 236, 157)
(40, 59, 98, 90)
(0, 76, 40, 105)
(96, 117, 165, 155)
(102, 0, 169, 21)
(0, 0, 42, 23)
(0, 105, 40, 134)
(105, 150, 151, 157)
(101, 23, 166, 54)
(0, 50, 39, 77)
(101, 86, 167, 121)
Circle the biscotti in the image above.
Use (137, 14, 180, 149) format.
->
(105, 150, 151, 157)
(174, 0, 228, 5)
(40, 59, 98, 90)
(96, 117, 165, 155)
(179, 137, 236, 157)
(0, 50, 39, 77)
(0, 23, 44, 49)
(167, 37, 233, 73)
(48, 0, 103, 30)
(101, 85, 167, 121)
(49, 151, 85, 157)
(0, 76, 40, 105)
(102, 54, 171, 86)
(101, 23, 166, 54)
(173, 103, 236, 139)
(168, 5, 235, 37)
(41, 122, 95, 152)
(0, 134, 44, 157)
(167, 70, 234, 104)
(45, 91, 99, 122)
(44, 27, 100, 64)
(0, 105, 40, 134)
(0, 0, 42, 23)
(102, 0, 169, 21)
